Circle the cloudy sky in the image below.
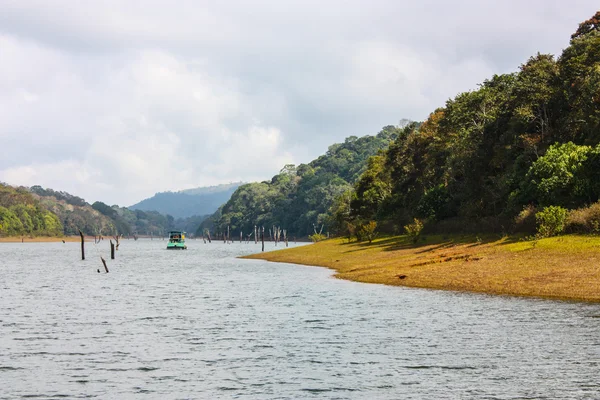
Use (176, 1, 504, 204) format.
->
(0, 1, 596, 206)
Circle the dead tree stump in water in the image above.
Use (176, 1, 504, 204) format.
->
(78, 229, 85, 260)
(110, 240, 115, 260)
(261, 226, 265, 252)
(100, 256, 109, 273)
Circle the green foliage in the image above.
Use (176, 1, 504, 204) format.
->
(201, 126, 400, 237)
(0, 206, 24, 236)
(559, 21, 600, 142)
(536, 206, 568, 238)
(404, 218, 424, 243)
(36, 193, 115, 236)
(0, 184, 64, 237)
(30, 185, 87, 206)
(327, 189, 354, 235)
(42, 211, 63, 236)
(10, 204, 35, 233)
(522, 142, 600, 207)
(358, 221, 378, 243)
(309, 233, 326, 242)
(351, 155, 391, 221)
(336, 13, 600, 235)
(416, 184, 450, 220)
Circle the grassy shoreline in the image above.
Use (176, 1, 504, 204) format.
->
(243, 234, 600, 303)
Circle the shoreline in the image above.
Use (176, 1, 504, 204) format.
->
(243, 234, 600, 303)
(0, 236, 77, 243)
(0, 235, 108, 243)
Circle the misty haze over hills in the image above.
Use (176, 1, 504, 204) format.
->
(129, 182, 243, 219)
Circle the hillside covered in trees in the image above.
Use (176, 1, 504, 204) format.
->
(199, 126, 402, 237)
(1, 183, 206, 237)
(0, 184, 63, 237)
(201, 12, 600, 240)
(334, 12, 600, 237)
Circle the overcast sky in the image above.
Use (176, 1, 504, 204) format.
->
(0, 1, 597, 206)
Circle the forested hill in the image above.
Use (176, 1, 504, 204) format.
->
(0, 183, 203, 237)
(334, 12, 600, 237)
(28, 185, 175, 236)
(0, 184, 63, 236)
(129, 182, 243, 219)
(199, 126, 402, 237)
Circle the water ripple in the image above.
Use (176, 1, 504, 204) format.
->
(1, 240, 599, 399)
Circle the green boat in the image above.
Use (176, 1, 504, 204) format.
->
(167, 231, 187, 250)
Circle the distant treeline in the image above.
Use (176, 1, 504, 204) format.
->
(1, 183, 206, 237)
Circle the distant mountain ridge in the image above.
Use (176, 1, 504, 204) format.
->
(129, 182, 243, 219)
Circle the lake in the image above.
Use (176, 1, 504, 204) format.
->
(1, 239, 599, 399)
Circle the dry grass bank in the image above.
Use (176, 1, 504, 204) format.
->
(243, 235, 600, 302)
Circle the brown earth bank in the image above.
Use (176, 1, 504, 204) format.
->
(243, 234, 600, 303)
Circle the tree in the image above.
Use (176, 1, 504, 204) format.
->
(0, 206, 24, 236)
(512, 54, 559, 143)
(10, 204, 34, 233)
(559, 15, 600, 143)
(522, 142, 594, 208)
(571, 11, 600, 40)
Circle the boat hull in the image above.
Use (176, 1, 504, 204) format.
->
(166, 244, 187, 250)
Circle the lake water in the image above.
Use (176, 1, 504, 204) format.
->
(1, 239, 600, 399)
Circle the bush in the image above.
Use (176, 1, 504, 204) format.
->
(514, 205, 537, 234)
(536, 206, 568, 238)
(404, 218, 424, 243)
(309, 233, 326, 242)
(565, 202, 600, 234)
(358, 221, 377, 243)
(523, 142, 594, 208)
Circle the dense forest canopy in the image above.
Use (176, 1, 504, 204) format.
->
(337, 13, 600, 236)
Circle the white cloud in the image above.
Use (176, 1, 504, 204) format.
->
(0, 0, 598, 205)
